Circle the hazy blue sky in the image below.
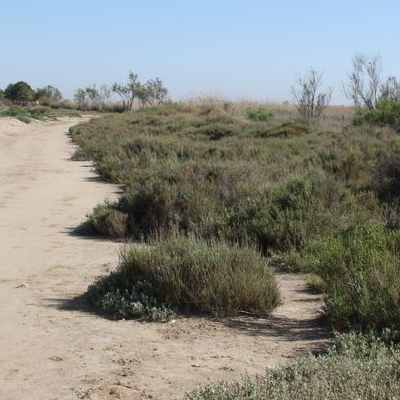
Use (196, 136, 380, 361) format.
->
(2, 1, 400, 104)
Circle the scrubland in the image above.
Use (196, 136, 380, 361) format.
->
(69, 99, 400, 399)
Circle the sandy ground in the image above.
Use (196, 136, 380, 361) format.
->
(0, 117, 332, 400)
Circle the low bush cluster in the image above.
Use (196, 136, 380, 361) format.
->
(87, 237, 280, 320)
(353, 98, 400, 130)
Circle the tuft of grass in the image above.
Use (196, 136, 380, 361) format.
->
(185, 331, 400, 400)
(86, 236, 281, 320)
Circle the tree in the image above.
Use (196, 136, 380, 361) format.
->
(137, 78, 169, 107)
(291, 68, 333, 122)
(112, 72, 140, 111)
(73, 85, 112, 110)
(85, 86, 100, 108)
(98, 84, 112, 110)
(4, 81, 35, 105)
(35, 85, 62, 106)
(345, 53, 383, 109)
(73, 88, 88, 110)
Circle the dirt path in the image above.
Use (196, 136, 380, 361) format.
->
(0, 117, 332, 400)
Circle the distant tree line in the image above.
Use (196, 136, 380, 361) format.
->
(3, 57, 400, 120)
(73, 71, 169, 111)
(0, 71, 169, 112)
(0, 81, 62, 106)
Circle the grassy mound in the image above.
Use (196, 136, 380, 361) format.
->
(86, 236, 280, 320)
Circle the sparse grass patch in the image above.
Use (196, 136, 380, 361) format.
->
(86, 236, 280, 320)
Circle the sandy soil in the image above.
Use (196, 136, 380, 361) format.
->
(0, 117, 332, 400)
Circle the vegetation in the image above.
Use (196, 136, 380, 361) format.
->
(70, 99, 400, 332)
(185, 330, 400, 400)
(73, 84, 112, 111)
(353, 97, 400, 131)
(4, 81, 35, 105)
(0, 105, 79, 123)
(111, 71, 169, 111)
(35, 85, 62, 106)
(86, 236, 280, 320)
(308, 223, 400, 330)
(6, 61, 400, 398)
(291, 68, 333, 122)
(344, 53, 400, 112)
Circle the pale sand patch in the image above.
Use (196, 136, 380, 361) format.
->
(0, 117, 331, 400)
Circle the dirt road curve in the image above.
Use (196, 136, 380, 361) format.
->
(0, 117, 331, 400)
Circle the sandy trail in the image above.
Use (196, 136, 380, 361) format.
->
(0, 117, 332, 400)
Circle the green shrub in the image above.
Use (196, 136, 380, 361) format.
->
(353, 98, 400, 129)
(246, 107, 273, 121)
(309, 223, 400, 330)
(186, 332, 400, 400)
(86, 237, 280, 319)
